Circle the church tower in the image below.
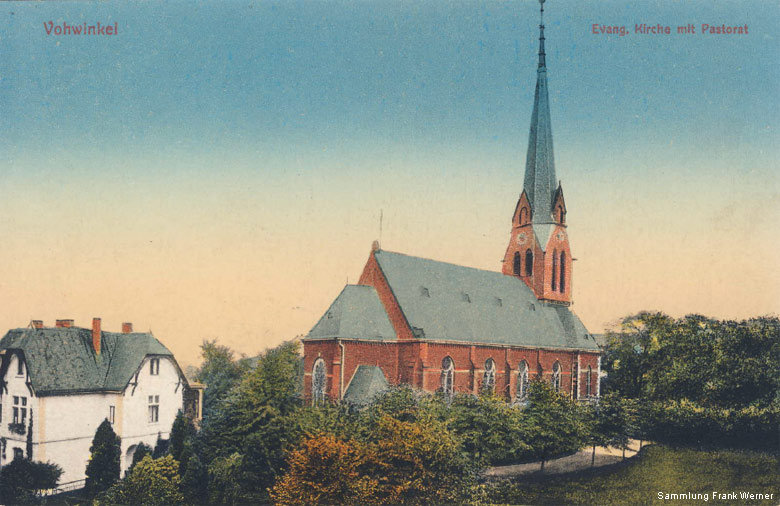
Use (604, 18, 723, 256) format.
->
(502, 0, 571, 305)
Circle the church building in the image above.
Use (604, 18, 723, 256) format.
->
(303, 1, 601, 405)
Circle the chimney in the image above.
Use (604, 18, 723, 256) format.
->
(55, 319, 74, 328)
(92, 318, 102, 355)
(31, 320, 43, 329)
(122, 322, 133, 334)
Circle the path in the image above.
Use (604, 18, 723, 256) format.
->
(484, 439, 646, 478)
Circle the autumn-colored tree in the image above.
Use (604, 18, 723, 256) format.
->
(270, 434, 379, 506)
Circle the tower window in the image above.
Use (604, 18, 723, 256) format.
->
(552, 249, 558, 292)
(586, 365, 592, 397)
(525, 249, 533, 276)
(559, 251, 566, 293)
(559, 206, 565, 224)
(519, 207, 528, 225)
(513, 252, 522, 276)
(312, 358, 327, 405)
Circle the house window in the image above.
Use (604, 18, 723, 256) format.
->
(440, 357, 454, 397)
(12, 396, 27, 425)
(559, 251, 566, 293)
(586, 366, 592, 397)
(312, 358, 327, 405)
(552, 362, 561, 392)
(482, 359, 496, 393)
(148, 395, 159, 423)
(13, 448, 23, 460)
(109, 406, 116, 425)
(552, 249, 558, 291)
(16, 357, 24, 376)
(150, 358, 160, 376)
(517, 360, 529, 400)
(513, 252, 522, 276)
(571, 363, 578, 399)
(525, 249, 533, 276)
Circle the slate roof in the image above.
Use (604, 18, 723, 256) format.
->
(343, 365, 389, 406)
(308, 285, 396, 341)
(372, 250, 599, 351)
(0, 326, 175, 396)
(523, 23, 558, 224)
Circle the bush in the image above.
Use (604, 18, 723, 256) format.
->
(98, 455, 183, 506)
(0, 457, 62, 504)
(85, 419, 121, 497)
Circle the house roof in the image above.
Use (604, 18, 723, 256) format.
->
(308, 285, 396, 341)
(343, 365, 389, 406)
(372, 250, 599, 351)
(0, 326, 175, 396)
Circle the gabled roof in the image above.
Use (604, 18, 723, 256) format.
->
(343, 365, 389, 406)
(373, 250, 599, 351)
(0, 327, 175, 396)
(308, 285, 396, 340)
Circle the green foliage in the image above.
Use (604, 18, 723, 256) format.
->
(602, 313, 780, 448)
(488, 445, 780, 506)
(522, 380, 588, 469)
(26, 411, 33, 459)
(130, 443, 153, 471)
(0, 457, 62, 505)
(169, 410, 195, 462)
(590, 393, 639, 457)
(153, 434, 170, 458)
(98, 455, 184, 506)
(206, 453, 247, 506)
(180, 452, 208, 505)
(85, 419, 121, 497)
(193, 340, 252, 419)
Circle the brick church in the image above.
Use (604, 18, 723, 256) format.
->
(303, 1, 601, 405)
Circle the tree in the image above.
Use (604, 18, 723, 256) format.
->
(269, 434, 379, 506)
(98, 455, 184, 506)
(591, 394, 638, 463)
(26, 411, 33, 459)
(193, 340, 252, 419)
(523, 380, 587, 472)
(180, 452, 208, 505)
(85, 419, 121, 497)
(169, 410, 194, 462)
(131, 443, 153, 470)
(0, 457, 62, 504)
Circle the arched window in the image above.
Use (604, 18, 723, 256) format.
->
(571, 363, 578, 400)
(441, 356, 454, 397)
(519, 207, 527, 225)
(551, 249, 558, 291)
(558, 206, 565, 224)
(525, 249, 533, 277)
(517, 360, 529, 400)
(482, 359, 496, 393)
(312, 358, 327, 405)
(513, 252, 522, 276)
(586, 365, 592, 397)
(559, 251, 566, 293)
(551, 361, 561, 392)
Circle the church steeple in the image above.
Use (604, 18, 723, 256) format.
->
(523, 0, 557, 225)
(503, 0, 572, 306)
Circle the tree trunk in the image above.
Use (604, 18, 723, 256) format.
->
(622, 446, 626, 460)
(540, 458, 545, 472)
(591, 445, 596, 467)
(639, 439, 643, 450)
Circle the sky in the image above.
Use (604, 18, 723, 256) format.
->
(0, 0, 778, 368)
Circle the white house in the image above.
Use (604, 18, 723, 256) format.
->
(0, 318, 203, 490)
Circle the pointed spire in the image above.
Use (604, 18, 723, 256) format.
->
(523, 0, 557, 225)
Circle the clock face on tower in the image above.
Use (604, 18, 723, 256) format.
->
(557, 232, 564, 241)
(516, 233, 527, 244)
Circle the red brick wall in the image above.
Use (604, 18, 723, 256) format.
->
(303, 338, 599, 403)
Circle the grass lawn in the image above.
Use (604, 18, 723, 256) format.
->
(487, 445, 780, 506)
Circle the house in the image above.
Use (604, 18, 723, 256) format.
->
(303, 1, 601, 404)
(0, 318, 203, 489)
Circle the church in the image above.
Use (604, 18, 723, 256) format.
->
(302, 1, 601, 405)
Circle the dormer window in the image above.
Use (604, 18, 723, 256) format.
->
(16, 357, 24, 376)
(461, 293, 471, 303)
(494, 297, 503, 307)
(150, 358, 160, 376)
(420, 287, 430, 298)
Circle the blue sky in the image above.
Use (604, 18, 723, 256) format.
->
(0, 0, 778, 365)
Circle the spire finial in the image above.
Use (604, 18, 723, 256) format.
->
(538, 0, 546, 69)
